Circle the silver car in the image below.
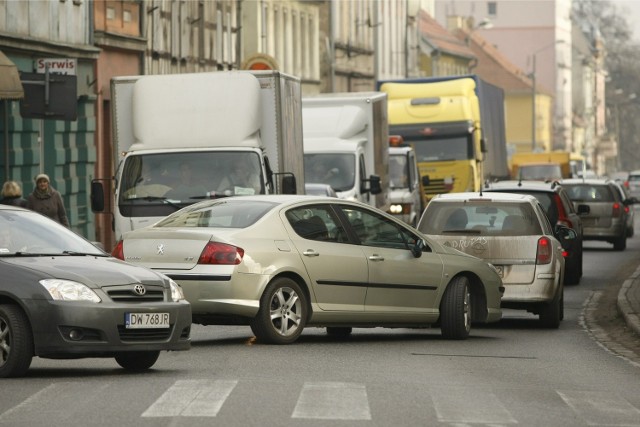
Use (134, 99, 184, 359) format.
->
(418, 192, 568, 328)
(113, 195, 504, 344)
(628, 170, 640, 199)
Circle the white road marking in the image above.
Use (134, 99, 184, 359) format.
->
(431, 387, 517, 424)
(292, 381, 371, 420)
(558, 390, 640, 426)
(141, 379, 238, 417)
(0, 382, 110, 422)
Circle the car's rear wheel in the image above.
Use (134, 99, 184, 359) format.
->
(440, 276, 471, 340)
(115, 351, 160, 371)
(250, 277, 307, 344)
(0, 304, 34, 378)
(539, 287, 562, 328)
(564, 256, 581, 286)
(613, 235, 627, 251)
(326, 327, 352, 337)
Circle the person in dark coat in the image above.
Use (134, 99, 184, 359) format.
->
(0, 180, 28, 208)
(26, 173, 70, 227)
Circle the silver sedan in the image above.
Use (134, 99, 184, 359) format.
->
(114, 195, 504, 344)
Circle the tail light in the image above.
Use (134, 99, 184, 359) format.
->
(624, 181, 629, 189)
(198, 242, 244, 265)
(536, 237, 552, 265)
(561, 249, 569, 258)
(612, 202, 622, 218)
(112, 240, 124, 260)
(553, 195, 573, 229)
(624, 205, 630, 214)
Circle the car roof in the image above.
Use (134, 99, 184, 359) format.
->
(485, 180, 560, 192)
(560, 178, 613, 185)
(0, 204, 29, 212)
(431, 192, 538, 204)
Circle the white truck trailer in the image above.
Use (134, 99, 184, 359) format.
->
(91, 71, 304, 241)
(302, 92, 389, 210)
(388, 137, 423, 227)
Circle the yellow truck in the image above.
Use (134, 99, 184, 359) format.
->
(510, 151, 571, 181)
(378, 75, 508, 206)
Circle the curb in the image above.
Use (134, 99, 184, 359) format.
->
(617, 265, 640, 337)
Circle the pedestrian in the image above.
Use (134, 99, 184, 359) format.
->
(26, 173, 70, 227)
(0, 180, 28, 208)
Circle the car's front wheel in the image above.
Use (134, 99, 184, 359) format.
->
(440, 276, 471, 340)
(115, 351, 160, 371)
(0, 304, 34, 378)
(250, 277, 308, 344)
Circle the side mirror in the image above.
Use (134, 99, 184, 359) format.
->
(91, 181, 105, 212)
(624, 197, 638, 205)
(422, 175, 430, 187)
(368, 175, 382, 195)
(577, 204, 590, 215)
(411, 238, 425, 258)
(282, 175, 297, 195)
(555, 225, 577, 240)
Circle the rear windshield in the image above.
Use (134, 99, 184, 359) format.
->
(629, 174, 640, 182)
(155, 199, 276, 228)
(563, 184, 614, 202)
(489, 190, 558, 224)
(419, 202, 542, 236)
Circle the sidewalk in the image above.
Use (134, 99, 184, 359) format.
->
(618, 264, 640, 337)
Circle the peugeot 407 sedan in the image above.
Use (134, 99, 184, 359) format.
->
(0, 205, 191, 378)
(418, 192, 570, 329)
(113, 195, 504, 344)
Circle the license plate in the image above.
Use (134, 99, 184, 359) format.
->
(495, 265, 504, 278)
(125, 312, 170, 329)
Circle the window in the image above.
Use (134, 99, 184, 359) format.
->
(286, 205, 346, 242)
(340, 206, 418, 249)
(487, 2, 497, 16)
(106, 7, 116, 20)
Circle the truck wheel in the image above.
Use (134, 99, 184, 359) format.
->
(250, 277, 307, 344)
(440, 276, 471, 340)
(115, 351, 160, 371)
(0, 304, 34, 378)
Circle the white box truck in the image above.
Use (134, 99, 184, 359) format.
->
(387, 137, 423, 227)
(91, 70, 304, 241)
(302, 92, 389, 210)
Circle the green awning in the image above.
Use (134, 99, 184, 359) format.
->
(0, 50, 24, 99)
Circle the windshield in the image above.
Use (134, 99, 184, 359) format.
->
(389, 154, 409, 189)
(406, 136, 473, 162)
(0, 210, 106, 256)
(119, 151, 264, 205)
(304, 153, 355, 192)
(155, 199, 277, 229)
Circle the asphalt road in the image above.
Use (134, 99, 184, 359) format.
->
(1, 222, 640, 426)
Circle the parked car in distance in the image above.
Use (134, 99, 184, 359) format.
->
(611, 180, 636, 237)
(305, 183, 337, 197)
(483, 180, 583, 285)
(561, 178, 634, 251)
(0, 205, 191, 378)
(113, 195, 504, 344)
(418, 192, 569, 328)
(628, 170, 640, 199)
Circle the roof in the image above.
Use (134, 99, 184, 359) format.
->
(418, 10, 475, 59)
(431, 192, 537, 203)
(560, 178, 613, 185)
(451, 29, 553, 96)
(485, 180, 560, 192)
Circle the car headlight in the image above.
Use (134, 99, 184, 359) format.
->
(39, 279, 101, 303)
(168, 278, 186, 302)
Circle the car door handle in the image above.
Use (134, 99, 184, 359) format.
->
(302, 250, 320, 257)
(368, 254, 385, 261)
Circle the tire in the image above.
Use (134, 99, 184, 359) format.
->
(564, 255, 581, 286)
(539, 287, 562, 329)
(115, 351, 160, 371)
(613, 235, 627, 251)
(250, 277, 307, 344)
(0, 304, 34, 378)
(326, 327, 352, 337)
(440, 276, 472, 340)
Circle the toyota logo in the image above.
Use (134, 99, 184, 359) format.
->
(157, 244, 165, 255)
(133, 284, 146, 296)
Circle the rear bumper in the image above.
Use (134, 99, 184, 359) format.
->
(500, 277, 557, 304)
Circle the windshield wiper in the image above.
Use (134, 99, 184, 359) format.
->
(62, 251, 107, 256)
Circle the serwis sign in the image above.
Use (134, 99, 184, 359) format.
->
(35, 58, 77, 75)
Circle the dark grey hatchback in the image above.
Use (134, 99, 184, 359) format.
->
(0, 205, 191, 378)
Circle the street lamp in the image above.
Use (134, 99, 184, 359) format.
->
(530, 40, 565, 151)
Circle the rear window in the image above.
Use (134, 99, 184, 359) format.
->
(563, 184, 614, 202)
(155, 199, 276, 228)
(629, 174, 640, 182)
(419, 202, 543, 236)
(488, 190, 558, 224)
